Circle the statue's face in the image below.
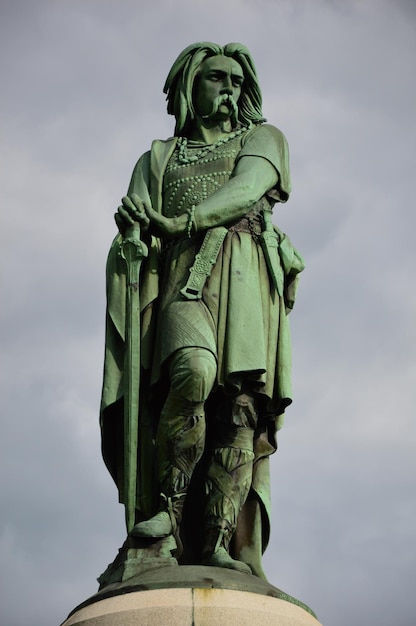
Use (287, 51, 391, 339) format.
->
(194, 55, 244, 122)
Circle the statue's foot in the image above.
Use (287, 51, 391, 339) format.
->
(130, 511, 173, 538)
(203, 546, 252, 575)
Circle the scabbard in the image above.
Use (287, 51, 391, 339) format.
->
(259, 211, 284, 298)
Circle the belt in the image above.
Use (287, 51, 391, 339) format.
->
(228, 215, 262, 237)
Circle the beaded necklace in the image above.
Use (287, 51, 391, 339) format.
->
(177, 125, 249, 165)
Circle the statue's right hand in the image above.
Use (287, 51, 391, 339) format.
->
(114, 195, 151, 235)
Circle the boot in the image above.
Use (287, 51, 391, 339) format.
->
(130, 491, 186, 538)
(202, 520, 252, 574)
(131, 384, 206, 522)
(131, 407, 205, 555)
(202, 417, 256, 575)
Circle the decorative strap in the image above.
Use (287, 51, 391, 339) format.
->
(161, 492, 186, 557)
(180, 226, 228, 300)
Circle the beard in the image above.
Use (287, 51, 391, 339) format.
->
(201, 94, 239, 127)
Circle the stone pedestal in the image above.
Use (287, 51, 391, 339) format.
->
(61, 566, 322, 626)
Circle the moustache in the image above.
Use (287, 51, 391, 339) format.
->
(202, 94, 239, 123)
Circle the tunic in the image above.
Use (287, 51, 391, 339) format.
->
(154, 124, 297, 415)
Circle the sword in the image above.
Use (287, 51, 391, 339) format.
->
(120, 221, 148, 534)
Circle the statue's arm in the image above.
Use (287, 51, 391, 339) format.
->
(192, 155, 278, 231)
(140, 154, 279, 239)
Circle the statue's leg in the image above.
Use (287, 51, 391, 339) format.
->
(131, 347, 216, 550)
(202, 393, 257, 574)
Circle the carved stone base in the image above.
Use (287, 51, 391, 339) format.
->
(62, 586, 322, 626)
(97, 535, 178, 589)
(62, 566, 322, 626)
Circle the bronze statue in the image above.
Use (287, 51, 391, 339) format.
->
(100, 42, 304, 581)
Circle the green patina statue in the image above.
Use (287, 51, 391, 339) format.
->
(100, 42, 304, 583)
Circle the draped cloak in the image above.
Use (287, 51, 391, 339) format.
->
(100, 123, 305, 577)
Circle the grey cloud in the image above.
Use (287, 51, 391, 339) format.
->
(1, 1, 415, 625)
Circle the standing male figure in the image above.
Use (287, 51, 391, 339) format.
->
(100, 42, 304, 579)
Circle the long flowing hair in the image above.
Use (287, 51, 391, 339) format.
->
(163, 42, 265, 136)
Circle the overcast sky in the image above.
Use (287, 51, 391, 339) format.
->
(1, 1, 415, 625)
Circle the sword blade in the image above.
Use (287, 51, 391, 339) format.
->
(121, 222, 148, 533)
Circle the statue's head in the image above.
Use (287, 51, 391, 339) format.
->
(164, 42, 265, 136)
